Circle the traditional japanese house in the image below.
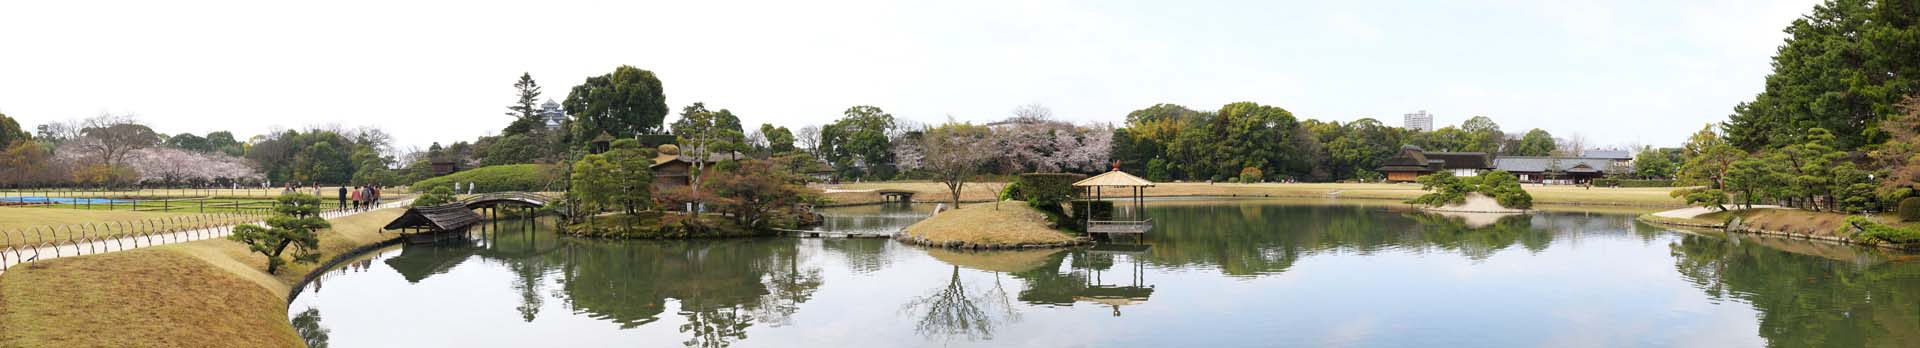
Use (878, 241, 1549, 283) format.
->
(1377, 145, 1495, 182)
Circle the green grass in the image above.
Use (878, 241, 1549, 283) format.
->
(412, 164, 561, 193)
(0, 207, 273, 248)
(9, 198, 280, 213)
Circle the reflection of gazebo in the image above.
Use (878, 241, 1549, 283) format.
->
(383, 243, 479, 283)
(1072, 169, 1154, 236)
(1075, 247, 1153, 317)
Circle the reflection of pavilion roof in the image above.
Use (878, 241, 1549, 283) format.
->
(383, 244, 478, 283)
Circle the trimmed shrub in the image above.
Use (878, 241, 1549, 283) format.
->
(1899, 197, 1920, 222)
(999, 181, 1022, 201)
(1238, 167, 1263, 183)
(1596, 178, 1674, 187)
(1479, 170, 1532, 209)
(1067, 200, 1114, 232)
(411, 164, 558, 193)
(411, 187, 457, 207)
(1844, 216, 1920, 244)
(1016, 173, 1085, 210)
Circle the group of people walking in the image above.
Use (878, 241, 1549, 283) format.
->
(337, 184, 383, 211)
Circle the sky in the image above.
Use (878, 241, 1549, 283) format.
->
(0, 0, 1822, 153)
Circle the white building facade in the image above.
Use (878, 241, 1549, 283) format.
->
(1403, 110, 1433, 132)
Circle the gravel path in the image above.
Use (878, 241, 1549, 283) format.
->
(1651, 205, 1780, 219)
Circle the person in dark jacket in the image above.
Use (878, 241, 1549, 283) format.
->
(337, 186, 349, 209)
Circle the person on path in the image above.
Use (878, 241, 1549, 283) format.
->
(337, 186, 348, 209)
(349, 185, 364, 211)
(361, 185, 376, 211)
(370, 185, 382, 207)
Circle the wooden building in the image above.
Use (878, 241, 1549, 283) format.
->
(1377, 145, 1494, 182)
(648, 143, 742, 191)
(1492, 156, 1617, 184)
(382, 204, 483, 244)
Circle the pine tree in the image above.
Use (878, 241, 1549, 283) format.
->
(503, 72, 544, 135)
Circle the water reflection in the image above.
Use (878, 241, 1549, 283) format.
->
(289, 200, 1920, 348)
(290, 307, 329, 348)
(1669, 234, 1920, 347)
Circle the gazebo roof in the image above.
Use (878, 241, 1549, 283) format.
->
(1073, 170, 1154, 187)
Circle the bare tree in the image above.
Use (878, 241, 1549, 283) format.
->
(1009, 103, 1053, 124)
(899, 120, 993, 208)
(1553, 133, 1588, 157)
(74, 113, 160, 166)
(796, 125, 822, 159)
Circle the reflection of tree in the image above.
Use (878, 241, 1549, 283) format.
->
(1669, 234, 1920, 347)
(538, 238, 821, 348)
(754, 246, 822, 327)
(977, 272, 1021, 324)
(822, 239, 894, 274)
(1139, 202, 1566, 275)
(509, 254, 546, 322)
(679, 306, 753, 348)
(1404, 213, 1539, 260)
(291, 307, 330, 348)
(902, 265, 995, 342)
(476, 218, 563, 323)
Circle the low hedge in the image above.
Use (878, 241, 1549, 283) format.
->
(1016, 173, 1085, 210)
(565, 213, 768, 239)
(1066, 200, 1114, 232)
(411, 164, 559, 193)
(1594, 178, 1675, 188)
(1899, 197, 1920, 222)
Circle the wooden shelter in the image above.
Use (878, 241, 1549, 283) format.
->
(382, 204, 483, 244)
(1072, 169, 1154, 236)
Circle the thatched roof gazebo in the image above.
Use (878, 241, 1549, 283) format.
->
(1072, 169, 1154, 236)
(383, 204, 483, 244)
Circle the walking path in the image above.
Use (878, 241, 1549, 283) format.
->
(1650, 205, 1781, 219)
(0, 199, 413, 272)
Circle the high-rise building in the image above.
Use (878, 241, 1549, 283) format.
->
(1403, 110, 1433, 132)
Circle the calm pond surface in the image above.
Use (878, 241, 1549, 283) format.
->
(287, 199, 1920, 347)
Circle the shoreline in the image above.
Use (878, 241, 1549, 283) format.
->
(1636, 211, 1920, 252)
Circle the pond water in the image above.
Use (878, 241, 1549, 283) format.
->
(287, 199, 1920, 348)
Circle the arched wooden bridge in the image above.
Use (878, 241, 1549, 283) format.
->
(460, 192, 558, 209)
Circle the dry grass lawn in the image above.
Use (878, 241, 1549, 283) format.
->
(0, 207, 409, 348)
(824, 181, 1686, 207)
(0, 249, 301, 348)
(903, 201, 1078, 247)
(1699, 208, 1906, 239)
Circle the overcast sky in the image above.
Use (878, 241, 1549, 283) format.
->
(0, 0, 1820, 152)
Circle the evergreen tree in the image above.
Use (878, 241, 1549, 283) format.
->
(504, 72, 545, 135)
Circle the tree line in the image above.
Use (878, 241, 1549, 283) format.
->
(1669, 0, 1920, 220)
(1110, 103, 1579, 183)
